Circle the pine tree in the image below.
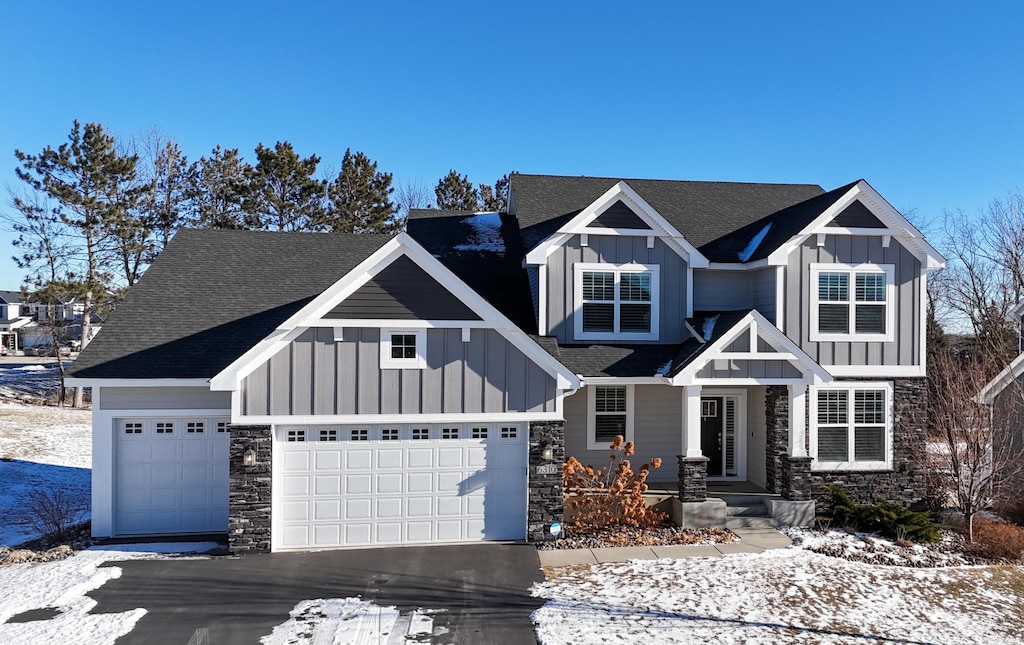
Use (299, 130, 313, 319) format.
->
(325, 149, 399, 233)
(245, 141, 326, 232)
(435, 170, 479, 210)
(478, 174, 510, 211)
(190, 146, 253, 229)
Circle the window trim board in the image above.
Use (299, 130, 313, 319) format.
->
(809, 263, 896, 343)
(586, 384, 635, 450)
(808, 380, 894, 471)
(573, 262, 660, 341)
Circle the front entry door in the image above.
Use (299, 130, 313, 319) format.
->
(700, 397, 724, 477)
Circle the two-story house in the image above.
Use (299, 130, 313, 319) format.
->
(67, 173, 945, 553)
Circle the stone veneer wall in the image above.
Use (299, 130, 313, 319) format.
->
(766, 379, 929, 509)
(528, 420, 565, 542)
(228, 424, 273, 554)
(677, 456, 709, 502)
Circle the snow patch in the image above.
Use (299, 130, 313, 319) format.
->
(655, 360, 673, 376)
(737, 223, 772, 262)
(261, 598, 445, 644)
(13, 365, 48, 372)
(453, 212, 505, 252)
(702, 315, 720, 342)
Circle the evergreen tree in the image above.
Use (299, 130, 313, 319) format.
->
(478, 174, 510, 211)
(245, 141, 326, 232)
(435, 170, 479, 210)
(190, 146, 253, 229)
(325, 149, 399, 233)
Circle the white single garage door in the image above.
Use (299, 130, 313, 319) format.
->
(275, 423, 528, 550)
(115, 417, 230, 535)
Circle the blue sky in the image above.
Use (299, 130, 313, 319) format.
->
(2, 1, 1022, 290)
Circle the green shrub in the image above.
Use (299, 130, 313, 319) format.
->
(822, 483, 939, 543)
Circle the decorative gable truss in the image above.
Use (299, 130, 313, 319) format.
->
(210, 232, 580, 422)
(766, 180, 945, 269)
(671, 310, 832, 387)
(525, 180, 710, 268)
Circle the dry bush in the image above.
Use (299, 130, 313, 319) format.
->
(20, 483, 89, 542)
(971, 517, 1024, 562)
(563, 436, 665, 530)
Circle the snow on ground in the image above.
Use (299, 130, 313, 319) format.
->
(0, 401, 92, 547)
(262, 598, 440, 645)
(0, 362, 67, 403)
(532, 548, 1024, 644)
(0, 543, 218, 645)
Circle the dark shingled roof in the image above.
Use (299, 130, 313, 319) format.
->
(0, 290, 23, 304)
(509, 173, 826, 254)
(69, 229, 392, 379)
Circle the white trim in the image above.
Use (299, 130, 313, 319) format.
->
(706, 260, 770, 271)
(309, 319, 491, 329)
(333, 326, 344, 342)
(821, 226, 899, 237)
(824, 364, 925, 377)
(809, 263, 896, 343)
(379, 328, 427, 369)
(582, 376, 670, 385)
(682, 385, 702, 458)
(461, 327, 471, 343)
(788, 384, 807, 458)
(586, 384, 634, 450)
(236, 412, 566, 425)
(978, 351, 1024, 404)
(809, 380, 894, 471)
(525, 181, 710, 268)
(767, 181, 946, 269)
(775, 266, 785, 330)
(920, 269, 928, 374)
(573, 262, 660, 341)
(210, 232, 579, 393)
(671, 309, 832, 386)
(538, 265, 548, 336)
(700, 388, 748, 481)
(66, 378, 211, 388)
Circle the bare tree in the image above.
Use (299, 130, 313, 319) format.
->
(394, 177, 432, 223)
(929, 347, 1024, 541)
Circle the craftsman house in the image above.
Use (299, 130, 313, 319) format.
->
(67, 173, 945, 552)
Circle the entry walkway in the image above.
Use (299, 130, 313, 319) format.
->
(538, 527, 792, 567)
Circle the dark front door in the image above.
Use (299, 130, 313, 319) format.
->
(701, 397, 724, 477)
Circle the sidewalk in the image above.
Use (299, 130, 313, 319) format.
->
(538, 527, 792, 567)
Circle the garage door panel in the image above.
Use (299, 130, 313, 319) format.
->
(282, 500, 310, 521)
(181, 463, 212, 484)
(275, 423, 527, 550)
(181, 442, 212, 461)
(119, 443, 152, 462)
(149, 464, 180, 487)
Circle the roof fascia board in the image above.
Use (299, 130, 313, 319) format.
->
(581, 376, 671, 385)
(978, 351, 1024, 403)
(767, 181, 946, 269)
(212, 232, 579, 392)
(671, 310, 831, 385)
(706, 260, 770, 271)
(65, 378, 212, 388)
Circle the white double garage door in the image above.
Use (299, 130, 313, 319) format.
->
(275, 423, 528, 550)
(113, 418, 529, 549)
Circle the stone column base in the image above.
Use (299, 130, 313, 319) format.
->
(781, 456, 814, 502)
(228, 424, 272, 554)
(528, 420, 565, 543)
(677, 456, 709, 502)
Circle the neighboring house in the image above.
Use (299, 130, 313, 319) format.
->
(977, 302, 1024, 488)
(0, 290, 31, 354)
(67, 174, 946, 553)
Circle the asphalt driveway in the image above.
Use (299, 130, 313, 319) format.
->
(87, 543, 543, 645)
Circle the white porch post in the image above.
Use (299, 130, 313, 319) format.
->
(788, 383, 807, 458)
(683, 384, 703, 458)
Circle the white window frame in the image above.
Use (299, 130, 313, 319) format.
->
(573, 263, 660, 341)
(809, 381, 894, 471)
(379, 328, 427, 369)
(586, 384, 634, 450)
(809, 263, 895, 342)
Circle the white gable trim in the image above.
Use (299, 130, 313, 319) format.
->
(978, 351, 1024, 404)
(767, 181, 946, 269)
(525, 181, 710, 268)
(210, 232, 580, 392)
(671, 310, 832, 386)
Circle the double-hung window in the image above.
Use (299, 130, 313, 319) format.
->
(810, 264, 894, 342)
(810, 382, 892, 470)
(588, 385, 633, 449)
(574, 264, 659, 340)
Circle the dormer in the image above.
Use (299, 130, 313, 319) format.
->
(524, 181, 708, 344)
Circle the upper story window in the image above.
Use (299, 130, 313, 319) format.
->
(809, 264, 894, 342)
(574, 263, 660, 341)
(809, 382, 892, 471)
(379, 328, 426, 369)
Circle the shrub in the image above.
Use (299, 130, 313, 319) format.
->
(20, 483, 89, 542)
(823, 483, 940, 543)
(971, 517, 1024, 562)
(563, 436, 665, 530)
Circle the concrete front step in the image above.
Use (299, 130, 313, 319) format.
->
(713, 494, 768, 506)
(726, 516, 778, 529)
(726, 504, 768, 517)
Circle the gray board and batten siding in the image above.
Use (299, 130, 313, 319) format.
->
(99, 387, 231, 410)
(325, 255, 481, 321)
(546, 234, 689, 344)
(692, 267, 777, 324)
(241, 327, 556, 416)
(784, 234, 922, 367)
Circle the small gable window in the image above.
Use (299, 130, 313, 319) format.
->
(810, 264, 894, 342)
(379, 328, 426, 369)
(574, 264, 659, 341)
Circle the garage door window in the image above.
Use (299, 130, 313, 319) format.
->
(156, 421, 175, 435)
(350, 428, 368, 441)
(287, 429, 305, 442)
(319, 428, 338, 442)
(123, 421, 143, 435)
(187, 421, 205, 434)
(471, 427, 488, 439)
(381, 428, 399, 440)
(500, 426, 517, 439)
(442, 427, 460, 439)
(412, 427, 430, 440)
(217, 422, 228, 433)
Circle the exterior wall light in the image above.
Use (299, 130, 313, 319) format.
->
(243, 446, 257, 467)
(541, 443, 555, 462)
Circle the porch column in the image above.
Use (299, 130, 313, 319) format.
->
(682, 385, 703, 458)
(788, 384, 807, 457)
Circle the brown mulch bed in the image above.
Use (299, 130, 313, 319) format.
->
(536, 523, 737, 550)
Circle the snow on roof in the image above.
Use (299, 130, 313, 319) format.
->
(702, 314, 720, 342)
(453, 212, 505, 252)
(737, 223, 772, 262)
(655, 360, 673, 376)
